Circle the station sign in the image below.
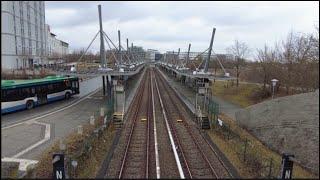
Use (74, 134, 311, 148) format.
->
(280, 153, 294, 179)
(52, 153, 65, 179)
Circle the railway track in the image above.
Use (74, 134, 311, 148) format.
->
(151, 68, 181, 178)
(118, 69, 152, 179)
(105, 67, 233, 179)
(154, 67, 232, 178)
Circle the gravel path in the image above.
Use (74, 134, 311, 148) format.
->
(152, 69, 180, 178)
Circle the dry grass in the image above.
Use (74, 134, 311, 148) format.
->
(212, 80, 260, 107)
(211, 80, 305, 108)
(207, 113, 317, 178)
(1, 162, 19, 179)
(77, 124, 116, 178)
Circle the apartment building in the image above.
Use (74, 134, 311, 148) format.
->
(1, 1, 47, 70)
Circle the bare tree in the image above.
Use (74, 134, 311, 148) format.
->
(279, 30, 318, 93)
(232, 28, 319, 94)
(226, 40, 250, 86)
(308, 25, 319, 63)
(256, 44, 274, 90)
(278, 31, 296, 94)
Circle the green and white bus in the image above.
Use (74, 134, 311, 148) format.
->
(1, 75, 79, 114)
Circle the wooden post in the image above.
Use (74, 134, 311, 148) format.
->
(77, 125, 83, 135)
(268, 158, 273, 178)
(243, 138, 248, 162)
(227, 125, 231, 140)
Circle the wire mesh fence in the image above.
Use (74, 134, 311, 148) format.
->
(158, 67, 286, 178)
(204, 95, 282, 178)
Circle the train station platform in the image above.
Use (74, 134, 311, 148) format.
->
(157, 67, 243, 120)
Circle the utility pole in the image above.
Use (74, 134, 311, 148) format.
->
(172, 50, 175, 65)
(204, 27, 216, 72)
(177, 48, 180, 67)
(187, 43, 191, 62)
(98, 5, 106, 68)
(118, 30, 122, 65)
(131, 43, 134, 62)
(126, 38, 129, 64)
(126, 38, 129, 52)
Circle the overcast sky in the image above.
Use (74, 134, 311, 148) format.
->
(45, 1, 319, 59)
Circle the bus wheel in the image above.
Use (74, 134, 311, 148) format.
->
(26, 100, 34, 110)
(65, 92, 71, 99)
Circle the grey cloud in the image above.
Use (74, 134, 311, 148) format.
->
(45, 1, 319, 58)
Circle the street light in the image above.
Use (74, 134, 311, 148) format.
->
(271, 79, 279, 99)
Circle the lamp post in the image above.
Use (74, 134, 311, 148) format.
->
(271, 79, 279, 99)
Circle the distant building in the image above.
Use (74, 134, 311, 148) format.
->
(155, 53, 163, 61)
(165, 51, 234, 61)
(1, 1, 47, 70)
(46, 24, 69, 61)
(146, 49, 159, 62)
(165, 51, 179, 61)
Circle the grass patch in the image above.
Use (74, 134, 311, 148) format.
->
(27, 117, 116, 179)
(212, 80, 261, 107)
(207, 113, 317, 178)
(211, 80, 306, 108)
(76, 124, 116, 178)
(1, 162, 19, 179)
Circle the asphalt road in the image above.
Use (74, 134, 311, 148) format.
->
(1, 75, 102, 127)
(1, 75, 104, 160)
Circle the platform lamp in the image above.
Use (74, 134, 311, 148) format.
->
(271, 79, 279, 99)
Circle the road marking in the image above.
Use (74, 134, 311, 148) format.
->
(1, 157, 38, 171)
(1, 77, 101, 128)
(86, 96, 104, 100)
(12, 122, 51, 158)
(154, 72, 185, 179)
(2, 88, 102, 130)
(151, 70, 161, 179)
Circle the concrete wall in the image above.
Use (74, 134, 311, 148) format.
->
(235, 90, 319, 175)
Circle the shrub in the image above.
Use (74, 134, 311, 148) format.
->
(249, 88, 271, 103)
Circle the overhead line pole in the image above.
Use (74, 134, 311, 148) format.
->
(187, 43, 191, 62)
(103, 31, 132, 64)
(98, 5, 107, 68)
(126, 38, 130, 64)
(131, 43, 137, 63)
(184, 43, 191, 67)
(204, 27, 216, 72)
(177, 48, 180, 66)
(118, 30, 122, 65)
